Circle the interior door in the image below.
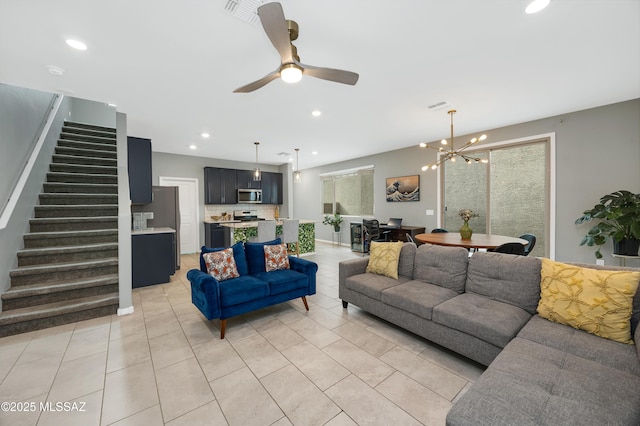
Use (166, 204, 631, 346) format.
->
(159, 176, 199, 254)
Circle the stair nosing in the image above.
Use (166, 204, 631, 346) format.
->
(18, 242, 119, 256)
(0, 294, 119, 325)
(10, 258, 119, 276)
(2, 275, 119, 299)
(23, 229, 118, 239)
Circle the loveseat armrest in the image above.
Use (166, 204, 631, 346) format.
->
(289, 256, 319, 295)
(187, 269, 221, 320)
(339, 257, 369, 288)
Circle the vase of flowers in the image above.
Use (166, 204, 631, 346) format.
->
(458, 209, 479, 240)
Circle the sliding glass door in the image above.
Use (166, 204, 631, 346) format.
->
(443, 138, 549, 257)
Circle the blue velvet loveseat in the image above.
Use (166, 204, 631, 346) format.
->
(187, 238, 318, 338)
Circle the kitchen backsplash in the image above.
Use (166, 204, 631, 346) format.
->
(204, 204, 279, 220)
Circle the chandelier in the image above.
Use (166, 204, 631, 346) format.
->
(420, 109, 488, 171)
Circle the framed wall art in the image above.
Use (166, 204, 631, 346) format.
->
(386, 175, 420, 202)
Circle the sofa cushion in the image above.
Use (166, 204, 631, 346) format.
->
(433, 293, 531, 348)
(518, 315, 640, 376)
(412, 244, 469, 293)
(264, 243, 290, 272)
(447, 336, 640, 426)
(218, 275, 270, 307)
(381, 280, 458, 320)
(345, 273, 411, 301)
(245, 238, 282, 275)
(203, 248, 240, 281)
(200, 241, 249, 276)
(366, 241, 404, 279)
(465, 252, 542, 314)
(253, 269, 309, 296)
(537, 258, 640, 344)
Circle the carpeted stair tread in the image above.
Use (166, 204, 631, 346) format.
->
(55, 145, 117, 159)
(52, 154, 116, 167)
(24, 228, 118, 239)
(50, 163, 117, 175)
(61, 126, 116, 139)
(29, 216, 118, 233)
(0, 293, 119, 327)
(42, 182, 118, 194)
(46, 172, 117, 184)
(10, 258, 119, 277)
(57, 139, 117, 152)
(39, 193, 118, 205)
(34, 204, 118, 218)
(2, 274, 119, 300)
(29, 216, 118, 225)
(64, 121, 117, 133)
(58, 132, 116, 145)
(18, 242, 119, 258)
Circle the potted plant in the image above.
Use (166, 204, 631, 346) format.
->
(575, 190, 640, 259)
(323, 212, 343, 232)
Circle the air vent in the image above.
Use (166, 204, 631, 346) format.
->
(277, 152, 291, 157)
(224, 0, 262, 24)
(428, 101, 452, 110)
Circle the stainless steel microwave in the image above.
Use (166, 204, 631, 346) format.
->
(237, 188, 262, 203)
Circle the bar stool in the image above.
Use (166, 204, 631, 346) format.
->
(278, 219, 300, 256)
(249, 220, 277, 243)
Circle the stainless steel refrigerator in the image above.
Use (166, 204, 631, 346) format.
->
(132, 186, 181, 270)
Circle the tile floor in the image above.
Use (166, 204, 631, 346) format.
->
(0, 242, 485, 426)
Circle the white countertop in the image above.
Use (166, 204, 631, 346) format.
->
(131, 227, 176, 235)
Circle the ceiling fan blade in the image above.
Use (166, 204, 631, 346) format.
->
(301, 63, 359, 86)
(257, 2, 293, 64)
(233, 69, 280, 93)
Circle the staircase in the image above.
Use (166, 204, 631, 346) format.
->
(0, 121, 120, 337)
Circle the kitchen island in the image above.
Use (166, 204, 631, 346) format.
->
(219, 220, 316, 254)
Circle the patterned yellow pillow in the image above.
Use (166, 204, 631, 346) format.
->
(366, 241, 404, 279)
(537, 258, 640, 344)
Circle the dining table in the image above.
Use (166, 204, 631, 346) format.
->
(414, 232, 529, 250)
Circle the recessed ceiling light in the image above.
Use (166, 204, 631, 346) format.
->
(311, 110, 322, 117)
(46, 65, 64, 76)
(66, 39, 87, 50)
(312, 151, 318, 155)
(107, 103, 117, 108)
(189, 145, 197, 150)
(201, 133, 210, 138)
(525, 0, 550, 14)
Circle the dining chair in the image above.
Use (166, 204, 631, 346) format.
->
(405, 233, 415, 243)
(490, 242, 525, 255)
(277, 219, 300, 256)
(249, 220, 277, 243)
(519, 233, 536, 256)
(431, 228, 449, 233)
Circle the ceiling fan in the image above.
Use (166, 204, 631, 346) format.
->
(233, 2, 359, 93)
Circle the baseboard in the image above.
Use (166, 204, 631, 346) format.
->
(117, 305, 134, 316)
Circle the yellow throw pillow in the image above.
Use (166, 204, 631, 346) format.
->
(537, 258, 640, 344)
(366, 241, 404, 279)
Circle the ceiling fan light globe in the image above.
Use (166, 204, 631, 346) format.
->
(281, 64, 303, 83)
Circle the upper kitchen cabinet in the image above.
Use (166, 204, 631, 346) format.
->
(204, 167, 237, 204)
(236, 169, 261, 189)
(127, 136, 152, 204)
(261, 171, 283, 204)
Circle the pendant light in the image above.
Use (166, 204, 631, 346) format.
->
(294, 148, 301, 183)
(253, 141, 261, 181)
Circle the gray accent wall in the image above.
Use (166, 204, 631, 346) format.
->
(292, 99, 640, 265)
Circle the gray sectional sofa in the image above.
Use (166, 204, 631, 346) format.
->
(338, 243, 640, 425)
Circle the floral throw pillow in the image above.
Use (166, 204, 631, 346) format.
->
(264, 244, 290, 272)
(203, 248, 240, 282)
